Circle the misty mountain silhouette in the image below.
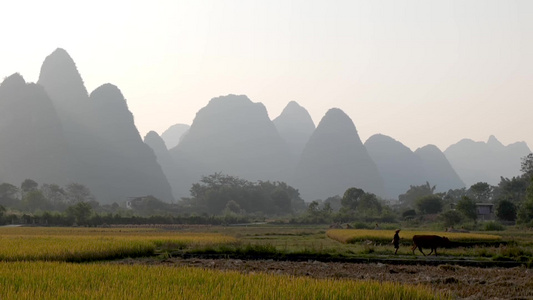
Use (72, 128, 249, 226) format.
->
(273, 101, 315, 159)
(414, 144, 465, 192)
(365, 134, 428, 199)
(365, 135, 465, 198)
(293, 108, 385, 200)
(38, 48, 89, 128)
(161, 123, 190, 150)
(168, 94, 292, 199)
(2, 48, 531, 206)
(144, 131, 182, 199)
(87, 84, 174, 202)
(0, 73, 69, 185)
(444, 135, 531, 186)
(11, 48, 176, 203)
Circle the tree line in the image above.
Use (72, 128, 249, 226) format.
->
(0, 154, 531, 228)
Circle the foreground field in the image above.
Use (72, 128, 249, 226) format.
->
(136, 257, 532, 299)
(0, 261, 447, 300)
(0, 225, 531, 299)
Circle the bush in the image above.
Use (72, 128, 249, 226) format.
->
(351, 222, 372, 229)
(440, 210, 463, 227)
(415, 195, 443, 214)
(483, 221, 505, 231)
(402, 209, 416, 220)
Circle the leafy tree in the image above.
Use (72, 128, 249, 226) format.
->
(415, 194, 443, 214)
(0, 204, 5, 221)
(521, 153, 533, 177)
(517, 176, 533, 225)
(259, 181, 295, 214)
(302, 200, 334, 223)
(341, 188, 366, 210)
(66, 202, 93, 225)
(40, 184, 67, 207)
(442, 188, 467, 204)
(493, 176, 529, 204)
(456, 196, 477, 221)
(324, 195, 342, 212)
(66, 183, 95, 204)
(339, 187, 383, 221)
(322, 202, 333, 215)
(402, 209, 417, 219)
(307, 200, 320, 215)
(128, 196, 168, 215)
(187, 173, 303, 215)
(495, 199, 517, 222)
(357, 193, 382, 215)
(22, 190, 51, 212)
(0, 183, 20, 207)
(468, 182, 493, 203)
(399, 182, 435, 207)
(440, 210, 463, 228)
(20, 179, 38, 197)
(491, 155, 532, 205)
(224, 200, 243, 214)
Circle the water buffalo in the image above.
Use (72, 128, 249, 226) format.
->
(411, 235, 450, 256)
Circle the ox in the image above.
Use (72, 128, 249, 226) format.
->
(411, 235, 450, 256)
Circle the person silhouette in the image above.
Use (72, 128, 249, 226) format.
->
(392, 229, 401, 254)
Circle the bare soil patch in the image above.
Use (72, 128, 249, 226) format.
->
(116, 257, 533, 299)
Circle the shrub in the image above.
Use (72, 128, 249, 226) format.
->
(402, 209, 416, 220)
(351, 222, 372, 229)
(440, 210, 463, 227)
(483, 221, 505, 231)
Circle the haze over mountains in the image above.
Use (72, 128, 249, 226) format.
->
(161, 124, 190, 149)
(364, 135, 465, 199)
(0, 49, 173, 204)
(273, 101, 316, 159)
(293, 108, 385, 200)
(167, 94, 293, 199)
(444, 135, 531, 187)
(1, 49, 530, 205)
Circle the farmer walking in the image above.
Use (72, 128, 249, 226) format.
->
(392, 229, 401, 254)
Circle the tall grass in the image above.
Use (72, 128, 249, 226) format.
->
(0, 261, 449, 299)
(0, 227, 237, 261)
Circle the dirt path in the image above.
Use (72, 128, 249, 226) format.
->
(116, 257, 533, 299)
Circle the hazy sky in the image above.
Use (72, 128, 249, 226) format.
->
(1, 0, 532, 151)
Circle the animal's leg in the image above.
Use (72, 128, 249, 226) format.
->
(428, 248, 434, 256)
(411, 244, 417, 255)
(418, 247, 426, 256)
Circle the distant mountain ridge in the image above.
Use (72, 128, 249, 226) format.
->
(2, 48, 530, 205)
(0, 48, 174, 204)
(414, 144, 465, 192)
(293, 108, 385, 200)
(161, 124, 190, 150)
(168, 94, 293, 199)
(153, 99, 529, 201)
(273, 101, 315, 159)
(0, 73, 69, 185)
(365, 134, 465, 198)
(444, 135, 531, 186)
(365, 134, 428, 199)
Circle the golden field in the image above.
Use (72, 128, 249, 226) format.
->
(0, 227, 237, 261)
(0, 261, 449, 300)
